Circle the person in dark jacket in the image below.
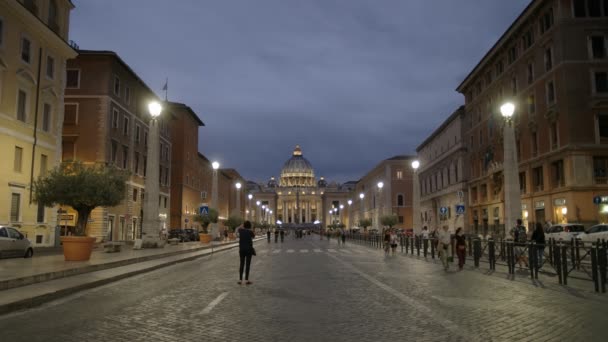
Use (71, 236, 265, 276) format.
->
(266, 229, 271, 243)
(274, 229, 279, 243)
(238, 221, 255, 285)
(531, 222, 546, 269)
(454, 227, 466, 270)
(280, 229, 284, 242)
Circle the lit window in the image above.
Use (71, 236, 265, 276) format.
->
(21, 37, 31, 63)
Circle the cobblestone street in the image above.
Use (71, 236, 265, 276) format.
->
(1, 236, 606, 342)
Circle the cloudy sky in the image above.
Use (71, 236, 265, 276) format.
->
(70, 0, 530, 183)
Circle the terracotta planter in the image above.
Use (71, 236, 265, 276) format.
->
(61, 236, 96, 261)
(199, 233, 212, 243)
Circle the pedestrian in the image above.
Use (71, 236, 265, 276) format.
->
(267, 229, 271, 243)
(341, 229, 346, 245)
(390, 229, 398, 255)
(280, 229, 284, 242)
(274, 229, 279, 243)
(437, 225, 451, 271)
(223, 229, 229, 242)
(454, 227, 466, 270)
(510, 219, 528, 269)
(421, 226, 430, 239)
(237, 221, 255, 285)
(383, 229, 391, 256)
(531, 222, 546, 269)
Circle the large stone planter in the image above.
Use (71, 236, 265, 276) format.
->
(61, 236, 96, 261)
(199, 233, 212, 243)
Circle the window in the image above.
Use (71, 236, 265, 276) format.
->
(485, 72, 493, 85)
(14, 146, 23, 172)
(21, 37, 31, 63)
(135, 125, 140, 143)
(122, 145, 128, 169)
(64, 103, 78, 125)
(533, 166, 544, 191)
(519, 172, 527, 194)
(527, 63, 534, 84)
(201, 191, 207, 199)
(112, 109, 119, 128)
(574, 0, 587, 17)
(123, 116, 129, 135)
(551, 122, 559, 149)
(480, 184, 488, 201)
(454, 163, 458, 181)
(589, 0, 602, 16)
(134, 151, 140, 174)
(398, 216, 404, 224)
(594, 157, 608, 183)
(552, 160, 565, 187)
(546, 80, 556, 104)
(143, 156, 147, 177)
(133, 188, 138, 202)
(125, 87, 131, 104)
(17, 89, 27, 122)
(36, 202, 44, 223)
(111, 140, 118, 164)
(48, 0, 58, 27)
(523, 30, 534, 50)
(46, 55, 55, 79)
(496, 60, 504, 76)
(595, 72, 608, 93)
(62, 141, 74, 160)
(113, 76, 120, 96)
(164, 197, 167, 209)
(66, 69, 80, 88)
(40, 154, 47, 177)
(508, 46, 518, 64)
(397, 194, 404, 207)
(159, 167, 163, 184)
(544, 47, 553, 72)
(144, 131, 148, 146)
(527, 95, 536, 115)
(590, 36, 606, 59)
(10, 193, 20, 222)
(42, 103, 51, 132)
(540, 8, 554, 34)
(599, 114, 608, 138)
(532, 132, 538, 156)
(165, 167, 169, 185)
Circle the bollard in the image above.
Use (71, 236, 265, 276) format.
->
(416, 236, 420, 256)
(599, 239, 607, 293)
(555, 242, 563, 285)
(468, 237, 473, 257)
(507, 241, 515, 274)
(401, 236, 404, 253)
(431, 239, 436, 259)
(405, 237, 409, 254)
(561, 243, 568, 285)
(591, 243, 599, 292)
(570, 238, 576, 270)
(473, 238, 481, 268)
(548, 239, 554, 266)
(575, 238, 581, 270)
(423, 238, 428, 258)
(528, 242, 536, 280)
(500, 238, 506, 261)
(410, 236, 415, 255)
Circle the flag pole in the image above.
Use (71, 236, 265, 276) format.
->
(164, 77, 168, 101)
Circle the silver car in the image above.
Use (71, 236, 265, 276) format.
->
(0, 226, 34, 258)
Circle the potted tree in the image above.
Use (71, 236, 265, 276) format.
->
(223, 215, 244, 240)
(34, 161, 128, 261)
(359, 218, 372, 234)
(195, 208, 218, 243)
(380, 214, 399, 231)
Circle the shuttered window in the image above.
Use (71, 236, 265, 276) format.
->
(10, 193, 21, 222)
(14, 146, 23, 172)
(37, 202, 45, 223)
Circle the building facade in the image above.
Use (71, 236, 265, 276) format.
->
(63, 51, 171, 241)
(457, 0, 608, 235)
(0, 0, 77, 246)
(416, 107, 468, 233)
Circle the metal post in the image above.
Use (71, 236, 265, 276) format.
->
(561, 243, 568, 285)
(416, 236, 420, 256)
(431, 238, 435, 259)
(489, 239, 496, 270)
(528, 241, 536, 279)
(473, 238, 481, 268)
(555, 242, 563, 285)
(410, 236, 414, 255)
(423, 238, 428, 258)
(591, 243, 599, 292)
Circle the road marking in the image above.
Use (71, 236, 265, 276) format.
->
(313, 249, 322, 253)
(300, 249, 309, 253)
(287, 249, 295, 253)
(324, 253, 480, 342)
(327, 249, 337, 253)
(340, 249, 352, 254)
(200, 292, 229, 315)
(258, 250, 267, 254)
(272, 249, 281, 254)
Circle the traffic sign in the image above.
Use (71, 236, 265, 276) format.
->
(455, 205, 465, 215)
(199, 206, 209, 215)
(439, 207, 448, 215)
(593, 196, 602, 205)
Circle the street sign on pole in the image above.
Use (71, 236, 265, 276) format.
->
(455, 205, 465, 215)
(593, 196, 602, 205)
(439, 207, 448, 215)
(199, 206, 209, 216)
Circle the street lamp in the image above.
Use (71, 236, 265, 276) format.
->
(377, 181, 384, 230)
(235, 182, 242, 217)
(247, 194, 253, 220)
(359, 193, 365, 225)
(501, 101, 521, 237)
(411, 160, 420, 233)
(210, 160, 220, 238)
(347, 199, 352, 230)
(142, 100, 163, 247)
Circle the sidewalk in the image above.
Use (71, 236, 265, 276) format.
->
(0, 238, 263, 315)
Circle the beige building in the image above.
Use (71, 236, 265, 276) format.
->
(63, 51, 171, 241)
(416, 107, 468, 233)
(0, 0, 77, 246)
(457, 0, 608, 235)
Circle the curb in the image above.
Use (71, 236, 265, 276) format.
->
(0, 240, 260, 316)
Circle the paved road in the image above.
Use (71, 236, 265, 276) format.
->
(1, 236, 606, 341)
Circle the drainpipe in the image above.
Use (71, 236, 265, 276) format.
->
(29, 47, 43, 204)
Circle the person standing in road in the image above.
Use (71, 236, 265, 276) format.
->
(383, 229, 391, 256)
(438, 225, 452, 271)
(454, 227, 466, 270)
(266, 229, 271, 243)
(237, 221, 255, 285)
(531, 222, 546, 269)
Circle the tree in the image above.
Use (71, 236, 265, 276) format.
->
(194, 208, 218, 234)
(34, 161, 128, 236)
(223, 215, 244, 232)
(359, 218, 372, 231)
(381, 214, 399, 230)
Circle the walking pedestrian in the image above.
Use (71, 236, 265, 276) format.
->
(454, 227, 466, 270)
(390, 230, 398, 255)
(266, 229, 271, 243)
(383, 229, 391, 256)
(280, 229, 284, 242)
(237, 221, 255, 285)
(341, 229, 346, 245)
(274, 229, 279, 243)
(438, 225, 451, 271)
(531, 222, 546, 269)
(510, 219, 528, 269)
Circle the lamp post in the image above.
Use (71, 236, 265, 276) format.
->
(211, 161, 220, 238)
(235, 182, 242, 217)
(411, 160, 420, 234)
(359, 193, 365, 226)
(256, 201, 261, 224)
(501, 102, 521, 237)
(142, 101, 163, 248)
(248, 194, 253, 220)
(339, 204, 344, 226)
(347, 199, 352, 230)
(377, 181, 384, 230)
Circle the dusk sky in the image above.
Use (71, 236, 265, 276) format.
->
(70, 0, 530, 183)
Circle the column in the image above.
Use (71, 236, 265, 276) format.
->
(283, 201, 287, 223)
(503, 120, 521, 236)
(142, 118, 161, 247)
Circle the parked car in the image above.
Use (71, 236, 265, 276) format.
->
(0, 226, 34, 259)
(576, 224, 608, 243)
(545, 224, 586, 241)
(184, 229, 199, 241)
(168, 229, 187, 242)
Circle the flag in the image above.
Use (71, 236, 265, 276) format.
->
(162, 79, 168, 91)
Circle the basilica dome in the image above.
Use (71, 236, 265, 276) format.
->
(280, 145, 316, 187)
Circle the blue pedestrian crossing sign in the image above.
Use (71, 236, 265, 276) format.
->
(455, 205, 465, 215)
(593, 196, 602, 205)
(199, 206, 209, 216)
